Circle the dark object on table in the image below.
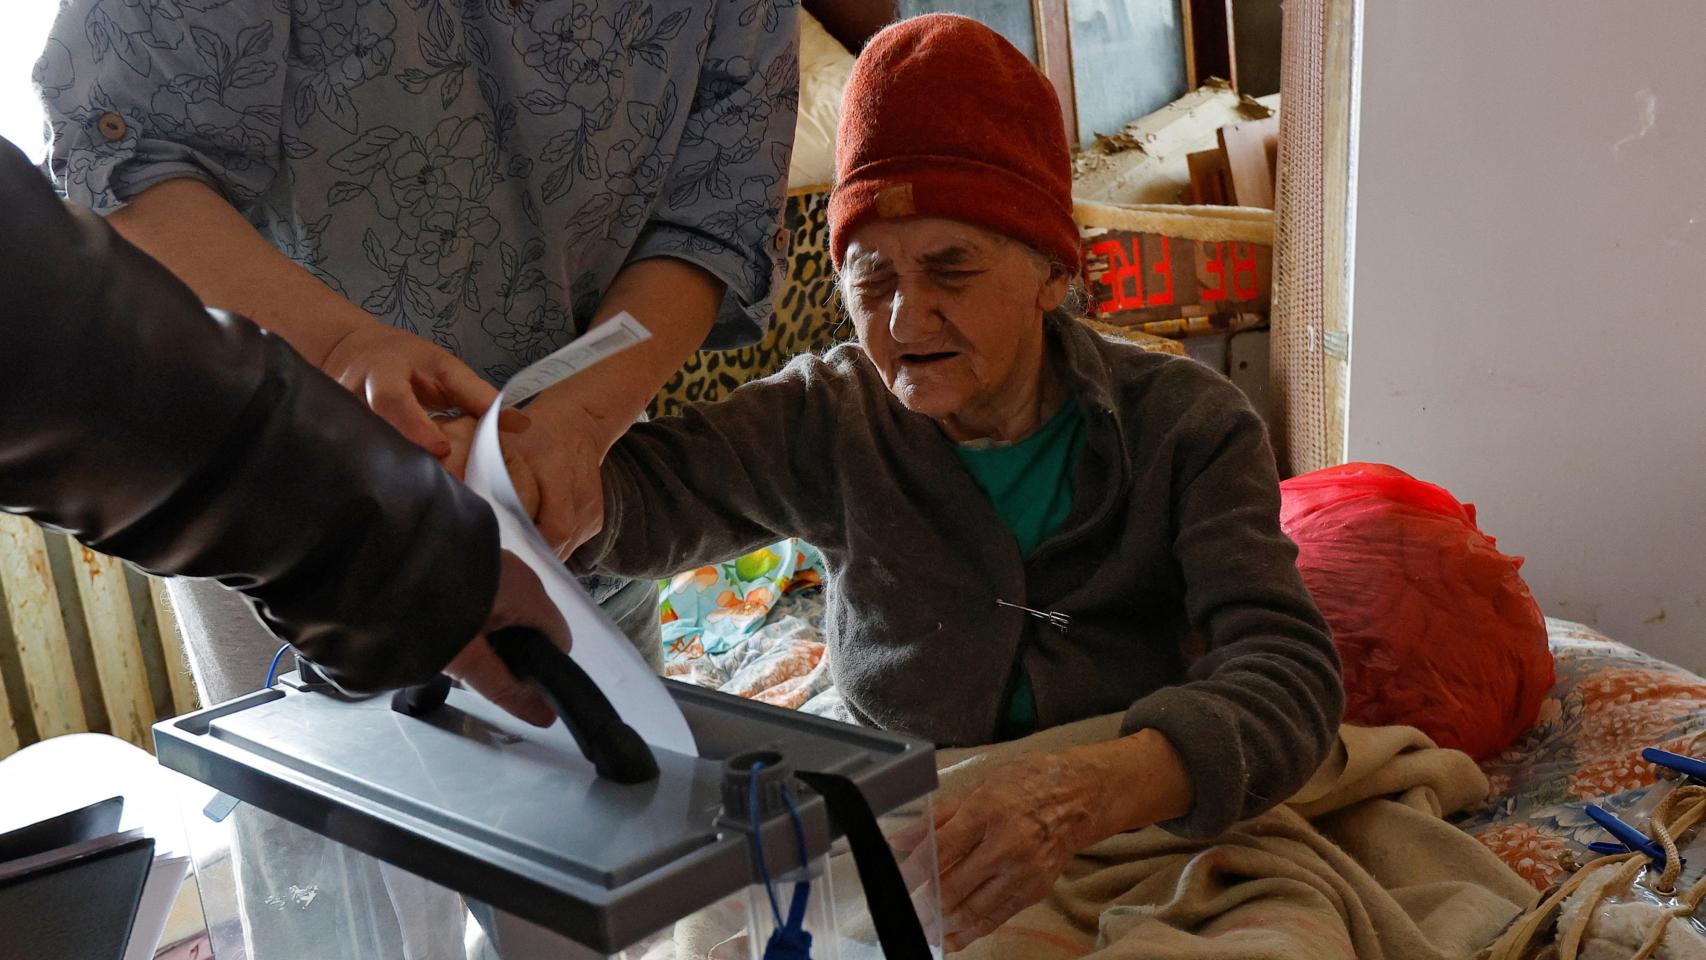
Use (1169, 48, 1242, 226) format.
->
(0, 812, 155, 960)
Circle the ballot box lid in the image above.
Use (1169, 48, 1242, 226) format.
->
(153, 674, 935, 953)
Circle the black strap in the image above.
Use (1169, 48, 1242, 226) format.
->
(486, 627, 659, 784)
(390, 629, 660, 785)
(794, 770, 933, 960)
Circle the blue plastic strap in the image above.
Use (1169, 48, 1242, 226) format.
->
(263, 643, 290, 688)
(750, 763, 785, 930)
(754, 763, 814, 960)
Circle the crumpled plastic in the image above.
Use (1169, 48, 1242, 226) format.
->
(1281, 463, 1555, 760)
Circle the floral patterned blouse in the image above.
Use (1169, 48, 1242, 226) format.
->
(37, 0, 800, 379)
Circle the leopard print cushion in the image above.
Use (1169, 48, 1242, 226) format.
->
(651, 189, 848, 417)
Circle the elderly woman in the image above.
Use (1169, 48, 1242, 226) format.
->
(571, 14, 1342, 951)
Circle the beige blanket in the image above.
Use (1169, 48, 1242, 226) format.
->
(670, 717, 1537, 960)
(937, 717, 1538, 960)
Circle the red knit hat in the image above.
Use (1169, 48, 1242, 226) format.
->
(828, 14, 1079, 272)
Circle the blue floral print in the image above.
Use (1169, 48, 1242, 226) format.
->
(39, 0, 799, 377)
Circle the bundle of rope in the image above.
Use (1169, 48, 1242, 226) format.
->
(1480, 781, 1706, 960)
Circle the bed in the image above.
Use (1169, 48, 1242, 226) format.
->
(660, 540, 1706, 891)
(1458, 620, 1706, 888)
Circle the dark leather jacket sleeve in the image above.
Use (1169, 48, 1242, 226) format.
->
(0, 139, 499, 692)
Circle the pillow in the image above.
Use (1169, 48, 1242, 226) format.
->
(789, 10, 856, 190)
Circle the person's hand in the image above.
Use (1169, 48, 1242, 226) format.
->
(433, 414, 556, 532)
(495, 404, 607, 560)
(320, 320, 499, 458)
(931, 751, 1103, 952)
(923, 731, 1193, 951)
(442, 549, 571, 726)
(437, 414, 478, 481)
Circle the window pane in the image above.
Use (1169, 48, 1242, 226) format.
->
(897, 0, 1039, 62)
(1070, 0, 1188, 144)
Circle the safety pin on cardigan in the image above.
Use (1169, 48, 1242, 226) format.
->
(996, 599, 1071, 631)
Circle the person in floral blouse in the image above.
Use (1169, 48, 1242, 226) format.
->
(37, 0, 801, 702)
(37, 4, 797, 955)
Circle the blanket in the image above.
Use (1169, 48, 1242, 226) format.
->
(668, 719, 1538, 960)
(933, 718, 1538, 960)
(664, 604, 1706, 890)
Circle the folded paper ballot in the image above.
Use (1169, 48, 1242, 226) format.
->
(463, 311, 697, 758)
(460, 312, 699, 958)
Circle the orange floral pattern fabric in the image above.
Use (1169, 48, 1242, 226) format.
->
(1457, 620, 1706, 889)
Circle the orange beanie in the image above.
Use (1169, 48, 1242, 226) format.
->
(828, 14, 1080, 272)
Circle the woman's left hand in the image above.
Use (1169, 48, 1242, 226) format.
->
(930, 729, 1194, 952)
(932, 751, 1100, 952)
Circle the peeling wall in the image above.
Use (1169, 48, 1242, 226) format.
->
(1348, 1, 1706, 670)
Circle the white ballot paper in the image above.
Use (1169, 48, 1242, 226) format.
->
(463, 313, 697, 757)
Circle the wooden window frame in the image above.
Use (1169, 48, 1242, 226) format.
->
(802, 0, 1234, 145)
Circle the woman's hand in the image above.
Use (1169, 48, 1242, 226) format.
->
(933, 751, 1101, 952)
(434, 407, 604, 560)
(320, 320, 499, 458)
(933, 729, 1194, 952)
(496, 403, 608, 559)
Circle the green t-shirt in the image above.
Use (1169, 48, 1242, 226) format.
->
(951, 398, 1087, 739)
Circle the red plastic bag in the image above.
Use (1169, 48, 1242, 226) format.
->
(1280, 463, 1555, 760)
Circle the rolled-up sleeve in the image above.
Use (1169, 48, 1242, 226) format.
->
(38, 0, 288, 213)
(626, 1, 800, 349)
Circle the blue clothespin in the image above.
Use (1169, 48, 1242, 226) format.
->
(1585, 804, 1673, 867)
(1642, 748, 1706, 783)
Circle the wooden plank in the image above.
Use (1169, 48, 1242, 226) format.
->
(124, 566, 175, 723)
(0, 666, 18, 757)
(0, 570, 21, 757)
(1320, 0, 1359, 467)
(1033, 0, 1079, 146)
(1187, 147, 1232, 204)
(1219, 116, 1280, 208)
(149, 578, 198, 715)
(1181, 0, 1198, 88)
(70, 545, 154, 750)
(0, 515, 87, 739)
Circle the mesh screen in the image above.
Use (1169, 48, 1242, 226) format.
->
(1271, 0, 1329, 475)
(1271, 0, 1356, 476)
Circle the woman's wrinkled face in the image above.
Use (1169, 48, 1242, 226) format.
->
(841, 219, 1068, 425)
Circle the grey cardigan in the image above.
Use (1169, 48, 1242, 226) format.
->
(576, 316, 1343, 837)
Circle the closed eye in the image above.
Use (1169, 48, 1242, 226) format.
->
(932, 269, 984, 286)
(855, 280, 897, 300)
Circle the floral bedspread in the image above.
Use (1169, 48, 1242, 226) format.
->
(658, 539, 844, 714)
(1458, 619, 1706, 889)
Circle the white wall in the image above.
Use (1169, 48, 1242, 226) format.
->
(1349, 1, 1706, 670)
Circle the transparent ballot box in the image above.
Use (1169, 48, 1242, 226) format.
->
(156, 665, 942, 960)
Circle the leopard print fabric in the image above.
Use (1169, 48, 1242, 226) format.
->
(651, 189, 849, 418)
